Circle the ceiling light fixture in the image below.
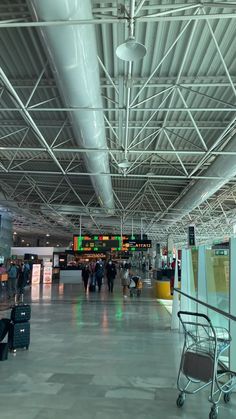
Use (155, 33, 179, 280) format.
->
(147, 171, 155, 177)
(118, 158, 131, 169)
(116, 1, 146, 62)
(116, 36, 146, 62)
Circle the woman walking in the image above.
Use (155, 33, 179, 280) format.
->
(120, 263, 130, 299)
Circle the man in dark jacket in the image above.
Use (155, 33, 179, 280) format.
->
(95, 259, 104, 293)
(106, 260, 117, 293)
(81, 264, 90, 292)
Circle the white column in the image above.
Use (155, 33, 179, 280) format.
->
(171, 250, 180, 329)
(180, 248, 196, 313)
(197, 245, 207, 315)
(229, 238, 236, 371)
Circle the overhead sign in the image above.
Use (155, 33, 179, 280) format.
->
(73, 235, 122, 252)
(73, 235, 151, 252)
(188, 226, 196, 247)
(122, 239, 152, 251)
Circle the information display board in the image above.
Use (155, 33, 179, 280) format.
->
(73, 235, 152, 252)
(122, 239, 152, 251)
(73, 235, 122, 252)
(188, 225, 196, 247)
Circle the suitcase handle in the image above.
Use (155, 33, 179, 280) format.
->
(14, 293, 24, 306)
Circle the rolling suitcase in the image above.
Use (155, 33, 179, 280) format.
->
(8, 322, 30, 351)
(8, 294, 31, 351)
(10, 304, 31, 323)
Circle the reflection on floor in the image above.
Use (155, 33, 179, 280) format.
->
(0, 277, 235, 419)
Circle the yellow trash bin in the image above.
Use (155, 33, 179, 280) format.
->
(155, 280, 172, 300)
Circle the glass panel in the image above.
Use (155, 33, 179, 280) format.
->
(191, 248, 198, 292)
(205, 245, 229, 328)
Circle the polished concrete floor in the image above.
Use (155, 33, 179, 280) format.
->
(0, 277, 235, 419)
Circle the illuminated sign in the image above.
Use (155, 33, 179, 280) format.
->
(122, 240, 152, 251)
(188, 226, 195, 247)
(73, 235, 152, 252)
(73, 235, 122, 252)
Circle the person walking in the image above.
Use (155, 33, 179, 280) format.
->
(81, 264, 90, 292)
(95, 259, 104, 293)
(7, 262, 18, 300)
(106, 259, 117, 293)
(0, 263, 7, 295)
(17, 262, 29, 296)
(120, 263, 130, 299)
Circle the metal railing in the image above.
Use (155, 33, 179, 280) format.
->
(174, 287, 236, 322)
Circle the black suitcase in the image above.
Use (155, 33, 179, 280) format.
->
(11, 304, 31, 323)
(0, 343, 8, 361)
(8, 322, 30, 351)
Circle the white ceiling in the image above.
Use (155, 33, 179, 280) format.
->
(1, 0, 236, 246)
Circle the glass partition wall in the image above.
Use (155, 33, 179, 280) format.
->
(180, 242, 231, 364)
(205, 245, 229, 328)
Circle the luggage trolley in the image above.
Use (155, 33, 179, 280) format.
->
(129, 276, 142, 297)
(176, 311, 236, 419)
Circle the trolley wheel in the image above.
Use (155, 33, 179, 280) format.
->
(209, 407, 218, 419)
(176, 394, 185, 408)
(223, 393, 231, 403)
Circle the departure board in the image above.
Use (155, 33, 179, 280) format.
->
(73, 235, 152, 252)
(73, 235, 121, 251)
(122, 239, 152, 251)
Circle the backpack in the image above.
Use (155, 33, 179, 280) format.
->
(8, 265, 18, 278)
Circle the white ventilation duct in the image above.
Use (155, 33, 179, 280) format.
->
(167, 134, 236, 221)
(27, 0, 114, 213)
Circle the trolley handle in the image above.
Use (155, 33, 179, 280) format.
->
(177, 311, 211, 323)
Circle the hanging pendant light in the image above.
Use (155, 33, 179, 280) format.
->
(118, 158, 131, 169)
(116, 36, 147, 62)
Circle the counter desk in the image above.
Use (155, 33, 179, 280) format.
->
(59, 268, 82, 284)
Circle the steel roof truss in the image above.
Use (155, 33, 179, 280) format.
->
(163, 129, 188, 176)
(129, 88, 174, 149)
(177, 88, 208, 151)
(130, 11, 199, 107)
(204, 10, 236, 99)
(7, 128, 30, 170)
(25, 59, 48, 108)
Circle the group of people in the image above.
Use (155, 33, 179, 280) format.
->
(0, 261, 31, 300)
(81, 259, 117, 293)
(81, 259, 134, 298)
